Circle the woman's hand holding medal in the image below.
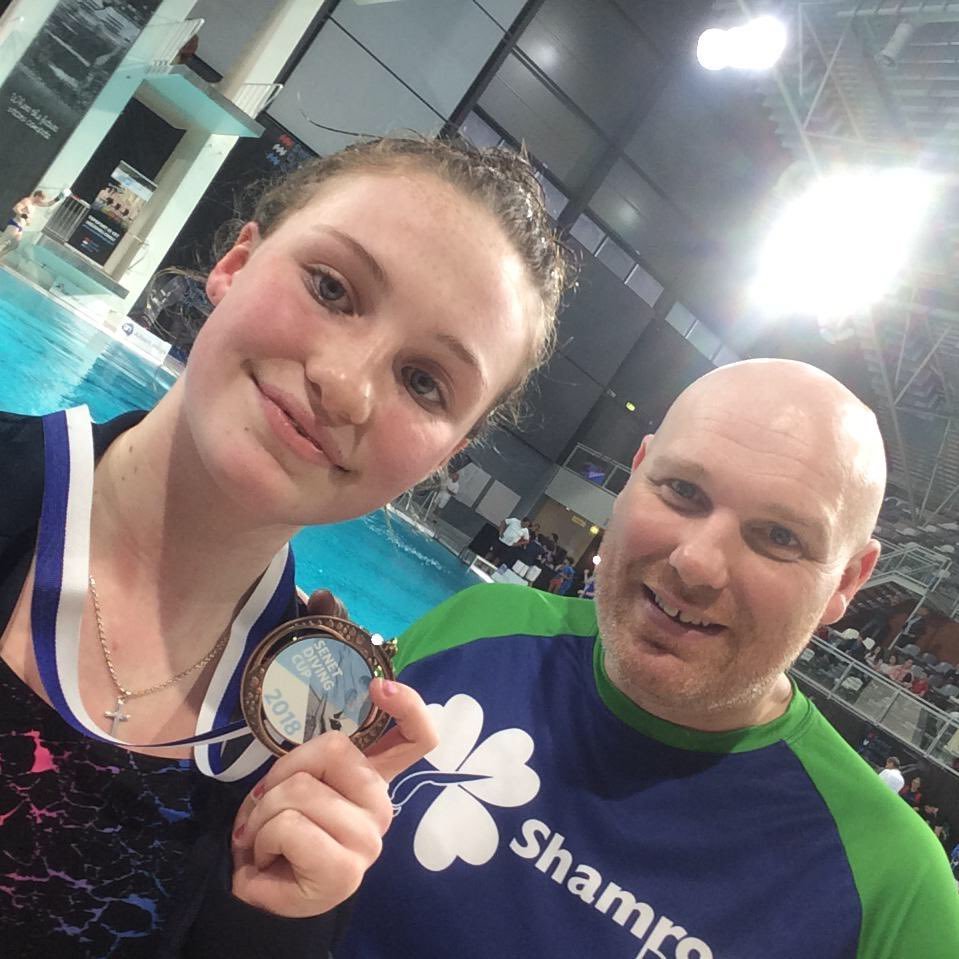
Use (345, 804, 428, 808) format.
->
(230, 675, 436, 917)
(230, 589, 436, 918)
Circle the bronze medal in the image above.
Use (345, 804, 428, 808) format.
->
(240, 615, 395, 755)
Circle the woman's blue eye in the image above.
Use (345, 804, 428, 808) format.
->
(312, 269, 352, 310)
(406, 368, 442, 405)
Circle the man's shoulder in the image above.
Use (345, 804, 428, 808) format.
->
(394, 584, 597, 673)
(789, 702, 959, 947)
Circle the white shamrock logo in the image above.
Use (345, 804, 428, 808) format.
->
(390, 694, 540, 872)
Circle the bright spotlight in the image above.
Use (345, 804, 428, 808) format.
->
(752, 168, 936, 321)
(592, 555, 602, 566)
(697, 16, 787, 72)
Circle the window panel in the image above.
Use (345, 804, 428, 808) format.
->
(596, 238, 635, 281)
(626, 264, 664, 306)
(686, 320, 721, 360)
(269, 22, 442, 155)
(666, 302, 695, 336)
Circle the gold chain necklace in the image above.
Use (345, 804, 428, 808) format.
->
(88, 575, 230, 736)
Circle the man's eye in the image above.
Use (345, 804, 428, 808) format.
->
(405, 367, 443, 406)
(768, 525, 799, 549)
(667, 479, 699, 500)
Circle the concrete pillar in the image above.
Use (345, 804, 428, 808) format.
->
(112, 0, 330, 309)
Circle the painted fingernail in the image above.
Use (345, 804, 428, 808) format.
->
(233, 823, 245, 841)
(252, 782, 266, 801)
(382, 680, 398, 696)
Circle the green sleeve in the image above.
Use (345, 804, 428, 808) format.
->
(790, 712, 959, 957)
(393, 583, 597, 674)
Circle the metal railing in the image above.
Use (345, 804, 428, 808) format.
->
(871, 541, 953, 593)
(42, 197, 90, 244)
(792, 636, 959, 777)
(231, 82, 283, 119)
(139, 17, 204, 68)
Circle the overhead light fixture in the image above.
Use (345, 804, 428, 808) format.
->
(625, 401, 636, 412)
(589, 525, 600, 535)
(877, 20, 917, 67)
(592, 555, 602, 566)
(751, 168, 936, 322)
(697, 16, 787, 72)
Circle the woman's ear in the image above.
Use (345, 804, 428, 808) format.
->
(206, 222, 260, 305)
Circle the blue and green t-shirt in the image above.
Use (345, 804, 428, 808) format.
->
(338, 584, 959, 959)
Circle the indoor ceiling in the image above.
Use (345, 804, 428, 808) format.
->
(712, 0, 959, 524)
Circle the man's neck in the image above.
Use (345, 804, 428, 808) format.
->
(606, 654, 795, 734)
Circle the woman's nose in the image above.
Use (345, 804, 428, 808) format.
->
(305, 345, 375, 427)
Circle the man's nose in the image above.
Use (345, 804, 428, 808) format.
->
(668, 517, 732, 592)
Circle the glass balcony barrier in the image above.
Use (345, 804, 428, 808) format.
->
(792, 636, 959, 776)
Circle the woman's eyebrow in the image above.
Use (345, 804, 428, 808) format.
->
(310, 226, 390, 291)
(435, 332, 487, 391)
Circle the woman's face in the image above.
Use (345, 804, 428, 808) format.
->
(186, 170, 537, 526)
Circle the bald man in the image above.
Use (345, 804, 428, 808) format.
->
(336, 360, 959, 959)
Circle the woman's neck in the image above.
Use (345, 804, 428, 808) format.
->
(90, 387, 299, 646)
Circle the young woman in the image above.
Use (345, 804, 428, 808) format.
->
(0, 137, 570, 957)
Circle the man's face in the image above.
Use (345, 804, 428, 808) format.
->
(596, 386, 877, 716)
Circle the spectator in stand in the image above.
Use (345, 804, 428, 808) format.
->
(911, 673, 930, 698)
(836, 628, 862, 655)
(890, 659, 916, 685)
(548, 555, 576, 595)
(860, 607, 892, 647)
(530, 533, 561, 591)
(490, 515, 531, 568)
(921, 803, 949, 846)
(423, 468, 459, 523)
(901, 607, 930, 646)
(900, 776, 923, 809)
(878, 756, 905, 793)
(845, 634, 873, 664)
(435, 469, 459, 510)
(515, 527, 548, 571)
(878, 652, 900, 677)
(577, 567, 596, 600)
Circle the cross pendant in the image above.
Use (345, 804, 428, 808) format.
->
(105, 697, 130, 736)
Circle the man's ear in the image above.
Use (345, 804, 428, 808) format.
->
(630, 434, 655, 472)
(206, 222, 260, 305)
(821, 539, 882, 625)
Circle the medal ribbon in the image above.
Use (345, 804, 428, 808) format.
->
(32, 407, 288, 780)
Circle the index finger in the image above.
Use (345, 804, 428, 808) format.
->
(363, 678, 438, 782)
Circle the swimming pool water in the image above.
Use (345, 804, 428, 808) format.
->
(0, 269, 477, 637)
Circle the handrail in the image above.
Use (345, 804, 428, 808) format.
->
(139, 17, 204, 67)
(231, 82, 283, 118)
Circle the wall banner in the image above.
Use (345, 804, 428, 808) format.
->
(0, 0, 162, 217)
